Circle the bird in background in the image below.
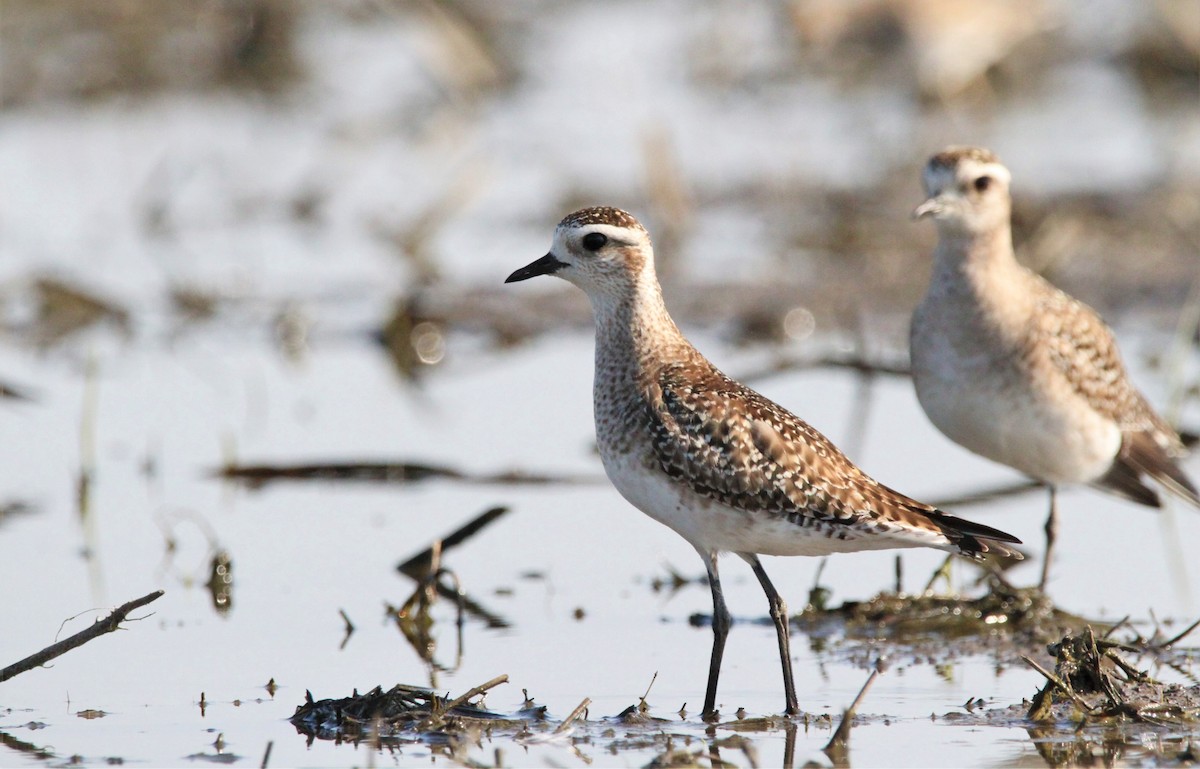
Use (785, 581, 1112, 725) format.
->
(910, 146, 1199, 589)
(506, 206, 1022, 719)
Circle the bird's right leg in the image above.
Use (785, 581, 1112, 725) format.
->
(1038, 485, 1058, 591)
(700, 551, 731, 722)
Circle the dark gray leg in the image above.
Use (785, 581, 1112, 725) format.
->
(1038, 486, 1058, 591)
(701, 553, 731, 721)
(743, 553, 801, 716)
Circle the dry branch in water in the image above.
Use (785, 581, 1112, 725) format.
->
(217, 460, 599, 488)
(825, 667, 880, 756)
(0, 589, 165, 683)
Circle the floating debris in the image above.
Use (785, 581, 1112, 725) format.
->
(1025, 625, 1200, 726)
(790, 579, 1096, 670)
(216, 460, 599, 489)
(0, 380, 34, 401)
(1, 590, 165, 683)
(397, 507, 509, 580)
(800, 580, 1076, 641)
(290, 677, 519, 746)
(28, 278, 131, 348)
(938, 623, 1200, 766)
(0, 501, 37, 529)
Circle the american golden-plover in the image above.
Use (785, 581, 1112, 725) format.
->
(910, 146, 1199, 588)
(507, 206, 1022, 718)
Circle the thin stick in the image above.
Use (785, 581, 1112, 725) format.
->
(397, 506, 509, 578)
(1020, 655, 1095, 714)
(824, 668, 880, 751)
(1, 590, 165, 682)
(1155, 615, 1200, 650)
(260, 740, 273, 769)
(438, 674, 509, 716)
(555, 697, 592, 733)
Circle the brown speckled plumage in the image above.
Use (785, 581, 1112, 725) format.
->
(532, 205, 1021, 558)
(1035, 283, 1180, 448)
(929, 145, 1000, 169)
(559, 206, 647, 232)
(508, 205, 1024, 718)
(912, 147, 1198, 511)
(636, 355, 1016, 555)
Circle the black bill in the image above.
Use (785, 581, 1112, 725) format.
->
(505, 253, 565, 283)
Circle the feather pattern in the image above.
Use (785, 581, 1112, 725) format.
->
(912, 147, 1198, 511)
(637, 355, 1021, 558)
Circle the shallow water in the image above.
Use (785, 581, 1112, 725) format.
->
(1, 327, 1197, 767)
(1, 2, 1198, 767)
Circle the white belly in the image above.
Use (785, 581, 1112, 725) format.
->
(597, 448, 944, 557)
(911, 320, 1120, 485)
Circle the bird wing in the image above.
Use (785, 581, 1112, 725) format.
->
(1034, 283, 1184, 453)
(1033, 282, 1198, 506)
(642, 361, 1021, 555)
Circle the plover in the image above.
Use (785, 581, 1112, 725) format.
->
(910, 146, 1199, 588)
(506, 206, 1022, 719)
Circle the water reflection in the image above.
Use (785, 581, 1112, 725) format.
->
(206, 551, 234, 616)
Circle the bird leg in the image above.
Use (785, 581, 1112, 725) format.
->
(744, 554, 801, 716)
(1038, 486, 1058, 591)
(701, 555, 731, 721)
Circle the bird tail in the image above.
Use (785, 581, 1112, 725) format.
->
(1098, 431, 1200, 510)
(921, 507, 1025, 561)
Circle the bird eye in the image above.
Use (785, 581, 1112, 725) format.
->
(973, 176, 992, 193)
(581, 232, 608, 251)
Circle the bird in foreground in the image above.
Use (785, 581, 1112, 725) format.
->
(910, 146, 1200, 589)
(506, 206, 1022, 719)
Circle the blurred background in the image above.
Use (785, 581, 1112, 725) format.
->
(1, 0, 1197, 358)
(0, 1, 1197, 766)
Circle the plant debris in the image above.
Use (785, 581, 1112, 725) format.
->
(793, 579, 1092, 667)
(938, 623, 1200, 766)
(290, 677, 519, 747)
(1025, 625, 1200, 726)
(1, 590, 165, 683)
(216, 460, 599, 488)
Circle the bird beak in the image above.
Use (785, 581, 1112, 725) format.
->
(505, 253, 566, 283)
(911, 197, 944, 221)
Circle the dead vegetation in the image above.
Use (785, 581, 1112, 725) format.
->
(0, 0, 300, 107)
(290, 677, 518, 746)
(934, 622, 1200, 767)
(1025, 624, 1200, 726)
(796, 578, 1082, 653)
(0, 590, 165, 683)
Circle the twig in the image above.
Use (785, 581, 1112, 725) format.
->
(638, 671, 658, 711)
(1020, 655, 1097, 714)
(1154, 615, 1200, 650)
(438, 674, 509, 717)
(398, 506, 509, 578)
(1, 590, 165, 682)
(824, 668, 880, 751)
(928, 479, 1044, 510)
(555, 698, 592, 733)
(336, 609, 352, 652)
(1100, 615, 1131, 641)
(740, 355, 911, 385)
(218, 462, 601, 488)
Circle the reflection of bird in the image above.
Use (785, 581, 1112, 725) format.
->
(507, 206, 1022, 719)
(910, 147, 1200, 588)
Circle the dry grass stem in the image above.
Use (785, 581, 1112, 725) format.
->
(1, 590, 165, 682)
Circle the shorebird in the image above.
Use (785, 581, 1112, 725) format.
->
(506, 206, 1022, 719)
(910, 146, 1200, 588)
